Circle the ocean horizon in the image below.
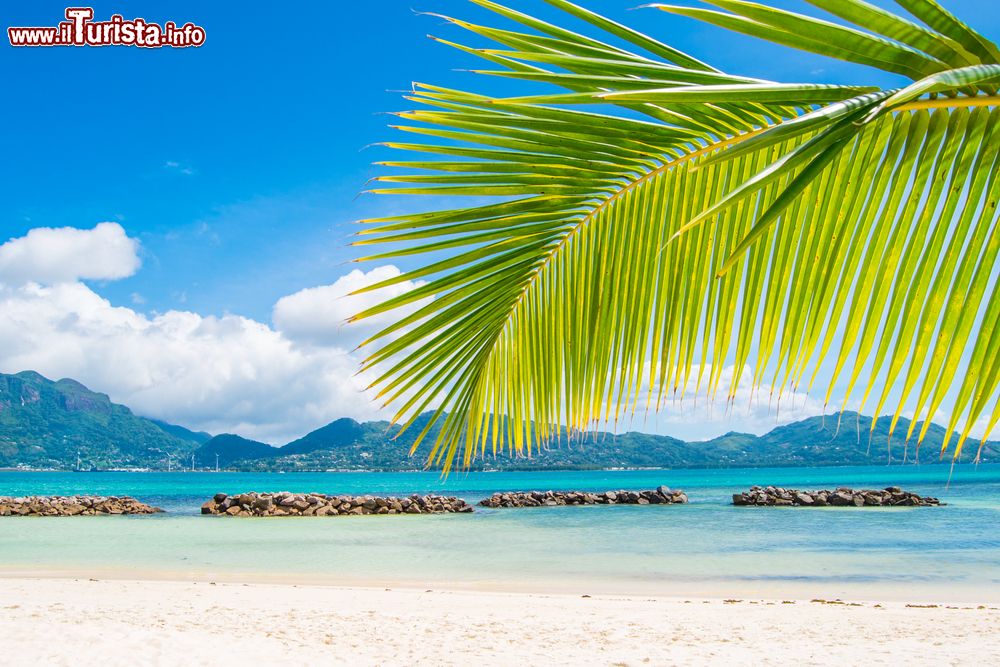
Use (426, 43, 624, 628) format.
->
(3, 464, 998, 602)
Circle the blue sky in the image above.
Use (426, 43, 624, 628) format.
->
(0, 0, 996, 442)
(7, 0, 992, 318)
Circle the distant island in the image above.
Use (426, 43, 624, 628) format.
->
(0, 370, 995, 472)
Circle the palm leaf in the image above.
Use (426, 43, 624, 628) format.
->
(355, 0, 1000, 471)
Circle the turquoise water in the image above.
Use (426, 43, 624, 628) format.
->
(1, 465, 998, 601)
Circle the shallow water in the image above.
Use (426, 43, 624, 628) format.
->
(1, 465, 998, 601)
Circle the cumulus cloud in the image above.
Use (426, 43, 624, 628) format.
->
(0, 222, 140, 285)
(273, 265, 427, 349)
(0, 280, 399, 443)
(0, 228, 423, 443)
(2, 223, 979, 444)
(618, 363, 831, 441)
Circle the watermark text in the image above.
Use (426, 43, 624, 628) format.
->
(8, 8, 205, 48)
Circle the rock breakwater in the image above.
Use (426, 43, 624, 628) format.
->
(201, 492, 473, 516)
(732, 486, 942, 507)
(479, 486, 688, 508)
(0, 495, 163, 516)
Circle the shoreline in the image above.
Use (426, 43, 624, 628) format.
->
(2, 567, 998, 604)
(2, 461, 992, 473)
(2, 576, 998, 665)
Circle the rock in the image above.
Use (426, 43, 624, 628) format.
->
(479, 489, 689, 508)
(0, 495, 162, 517)
(199, 492, 473, 517)
(729, 487, 942, 509)
(830, 492, 854, 506)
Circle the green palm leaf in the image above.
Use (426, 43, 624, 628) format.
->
(354, 0, 1000, 471)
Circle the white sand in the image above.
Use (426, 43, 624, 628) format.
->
(1, 577, 998, 666)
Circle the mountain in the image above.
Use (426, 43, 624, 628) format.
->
(196, 434, 278, 467)
(201, 410, 1000, 472)
(0, 371, 204, 469)
(150, 419, 212, 445)
(3, 371, 998, 471)
(282, 417, 370, 455)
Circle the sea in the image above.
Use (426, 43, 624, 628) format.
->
(1, 465, 998, 602)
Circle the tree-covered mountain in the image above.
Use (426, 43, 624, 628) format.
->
(199, 411, 1000, 472)
(194, 434, 278, 467)
(2, 370, 997, 471)
(0, 371, 205, 470)
(282, 417, 369, 456)
(149, 419, 212, 446)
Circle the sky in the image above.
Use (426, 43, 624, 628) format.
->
(0, 0, 996, 444)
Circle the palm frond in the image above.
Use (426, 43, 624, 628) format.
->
(355, 0, 1000, 471)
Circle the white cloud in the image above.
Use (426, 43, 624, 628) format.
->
(0, 223, 985, 445)
(616, 363, 833, 441)
(0, 222, 140, 285)
(272, 265, 427, 349)
(164, 160, 194, 176)
(0, 229, 422, 443)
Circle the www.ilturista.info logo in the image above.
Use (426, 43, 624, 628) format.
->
(8, 8, 205, 48)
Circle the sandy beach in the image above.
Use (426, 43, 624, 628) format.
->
(1, 577, 997, 666)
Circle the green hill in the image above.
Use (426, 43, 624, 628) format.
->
(282, 417, 370, 455)
(2, 370, 997, 471)
(200, 411, 1000, 472)
(149, 419, 212, 445)
(196, 434, 278, 467)
(0, 371, 203, 470)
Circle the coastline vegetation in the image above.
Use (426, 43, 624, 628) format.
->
(2, 369, 998, 471)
